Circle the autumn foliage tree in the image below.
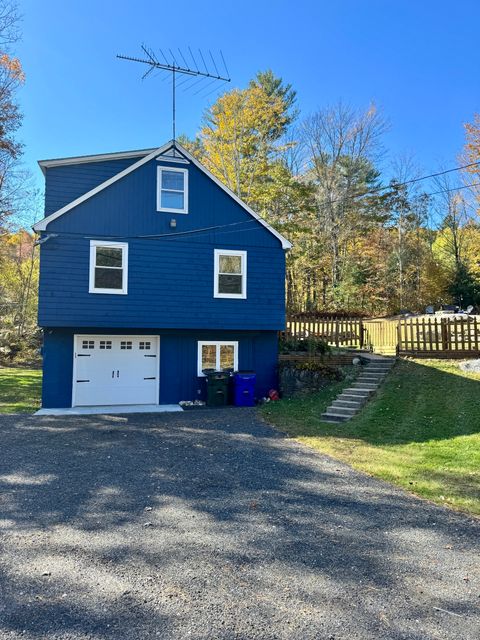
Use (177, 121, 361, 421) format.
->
(0, 2, 39, 363)
(463, 113, 480, 211)
(0, 1, 24, 227)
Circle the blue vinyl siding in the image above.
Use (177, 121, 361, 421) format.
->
(44, 158, 280, 246)
(41, 328, 278, 408)
(44, 157, 142, 215)
(38, 156, 286, 330)
(38, 236, 284, 329)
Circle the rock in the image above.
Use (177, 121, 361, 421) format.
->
(459, 359, 480, 373)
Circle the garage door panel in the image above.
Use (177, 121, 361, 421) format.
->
(73, 336, 159, 406)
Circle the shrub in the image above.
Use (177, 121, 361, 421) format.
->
(279, 335, 330, 355)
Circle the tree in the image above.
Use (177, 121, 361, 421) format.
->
(191, 72, 297, 205)
(0, 230, 39, 362)
(463, 113, 480, 210)
(0, 1, 24, 227)
(300, 102, 387, 296)
(249, 69, 298, 139)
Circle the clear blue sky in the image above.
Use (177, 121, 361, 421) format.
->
(18, 0, 480, 189)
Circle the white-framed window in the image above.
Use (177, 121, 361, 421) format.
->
(89, 240, 128, 295)
(214, 249, 247, 299)
(197, 341, 238, 376)
(157, 166, 188, 214)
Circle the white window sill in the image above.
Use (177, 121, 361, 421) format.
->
(89, 288, 128, 295)
(157, 207, 189, 214)
(214, 293, 247, 299)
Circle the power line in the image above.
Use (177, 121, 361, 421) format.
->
(36, 218, 265, 242)
(34, 179, 480, 244)
(425, 181, 480, 198)
(310, 159, 480, 210)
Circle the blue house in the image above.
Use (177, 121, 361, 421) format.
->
(33, 141, 291, 409)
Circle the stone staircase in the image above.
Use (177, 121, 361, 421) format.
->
(321, 357, 395, 423)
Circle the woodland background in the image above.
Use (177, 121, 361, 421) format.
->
(1, 2, 480, 362)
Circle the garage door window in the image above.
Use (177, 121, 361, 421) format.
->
(89, 240, 128, 295)
(197, 341, 238, 376)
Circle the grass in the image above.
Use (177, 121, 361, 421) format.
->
(261, 358, 480, 516)
(0, 367, 42, 413)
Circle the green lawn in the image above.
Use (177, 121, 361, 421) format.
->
(261, 359, 480, 516)
(0, 367, 42, 413)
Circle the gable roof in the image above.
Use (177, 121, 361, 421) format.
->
(37, 148, 157, 175)
(33, 141, 292, 250)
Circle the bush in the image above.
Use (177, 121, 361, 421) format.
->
(0, 326, 42, 366)
(294, 361, 343, 379)
(278, 360, 344, 397)
(279, 335, 330, 355)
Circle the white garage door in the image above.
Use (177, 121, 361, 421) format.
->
(73, 335, 159, 406)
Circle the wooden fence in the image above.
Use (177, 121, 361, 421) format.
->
(398, 316, 480, 357)
(362, 319, 398, 356)
(286, 314, 480, 357)
(285, 316, 363, 348)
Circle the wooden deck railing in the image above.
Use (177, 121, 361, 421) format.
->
(285, 316, 363, 348)
(398, 316, 480, 356)
(285, 314, 480, 358)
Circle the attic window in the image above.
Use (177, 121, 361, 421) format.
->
(157, 167, 188, 214)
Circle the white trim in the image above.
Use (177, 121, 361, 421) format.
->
(156, 154, 190, 165)
(33, 140, 292, 249)
(38, 148, 156, 175)
(156, 166, 189, 214)
(33, 142, 173, 232)
(89, 240, 128, 295)
(214, 249, 247, 299)
(197, 341, 238, 377)
(178, 144, 292, 250)
(72, 334, 160, 408)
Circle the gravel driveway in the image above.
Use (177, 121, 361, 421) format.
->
(0, 409, 478, 640)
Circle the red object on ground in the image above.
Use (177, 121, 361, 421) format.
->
(268, 389, 280, 401)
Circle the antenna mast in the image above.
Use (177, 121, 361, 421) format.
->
(117, 45, 231, 144)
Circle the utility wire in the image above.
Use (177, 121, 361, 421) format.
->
(32, 180, 480, 243)
(36, 218, 266, 241)
(309, 159, 480, 210)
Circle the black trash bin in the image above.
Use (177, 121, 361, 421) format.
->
(204, 370, 230, 407)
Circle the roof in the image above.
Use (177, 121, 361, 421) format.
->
(33, 141, 292, 250)
(37, 148, 157, 175)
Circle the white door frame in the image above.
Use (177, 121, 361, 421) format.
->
(72, 334, 160, 407)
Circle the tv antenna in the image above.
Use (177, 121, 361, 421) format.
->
(117, 45, 231, 143)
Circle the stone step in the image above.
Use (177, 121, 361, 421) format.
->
(353, 382, 379, 390)
(339, 393, 369, 403)
(321, 412, 350, 423)
(320, 360, 395, 424)
(365, 363, 394, 370)
(357, 374, 385, 381)
(326, 405, 358, 416)
(335, 393, 368, 402)
(331, 399, 363, 409)
(343, 387, 373, 397)
(364, 368, 391, 375)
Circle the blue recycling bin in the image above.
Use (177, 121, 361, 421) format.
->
(233, 371, 256, 407)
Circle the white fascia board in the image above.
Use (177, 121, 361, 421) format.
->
(38, 148, 157, 175)
(34, 140, 293, 250)
(33, 142, 174, 232)
(173, 143, 292, 250)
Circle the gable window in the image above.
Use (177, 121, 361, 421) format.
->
(89, 240, 128, 295)
(214, 249, 247, 299)
(197, 341, 238, 376)
(157, 166, 188, 214)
